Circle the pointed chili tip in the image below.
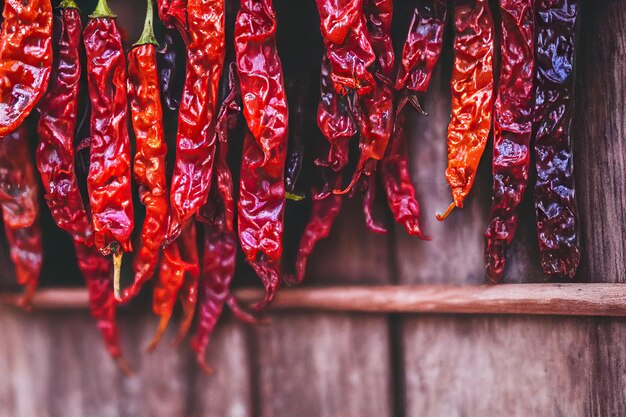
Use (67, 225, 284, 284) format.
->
(112, 249, 123, 302)
(114, 356, 134, 376)
(133, 0, 159, 47)
(18, 283, 37, 311)
(436, 202, 456, 221)
(147, 315, 171, 352)
(194, 353, 214, 375)
(334, 171, 362, 196)
(59, 0, 79, 9)
(89, 0, 116, 18)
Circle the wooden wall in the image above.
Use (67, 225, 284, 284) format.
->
(1, 0, 625, 416)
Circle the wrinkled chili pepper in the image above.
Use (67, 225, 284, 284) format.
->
(381, 0, 446, 239)
(316, 0, 375, 95)
(157, 30, 180, 111)
(192, 64, 257, 370)
(36, 1, 128, 369)
(532, 0, 580, 277)
(83, 0, 134, 266)
(0, 126, 42, 307)
(437, 0, 495, 220)
(121, 0, 170, 302)
(235, 0, 289, 310)
(157, 0, 188, 39)
(0, 0, 53, 136)
(395, 0, 447, 96)
(484, 0, 535, 282)
(167, 0, 225, 242)
(315, 55, 356, 172)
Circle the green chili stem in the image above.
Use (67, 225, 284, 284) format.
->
(134, 0, 159, 47)
(59, 0, 79, 9)
(89, 0, 116, 18)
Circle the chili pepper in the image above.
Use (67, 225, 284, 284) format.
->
(35, 1, 128, 369)
(483, 0, 535, 282)
(192, 63, 258, 371)
(83, 0, 134, 267)
(37, 1, 92, 246)
(235, 0, 288, 310)
(0, 0, 53, 136)
(437, 0, 495, 220)
(120, 0, 170, 302)
(0, 126, 42, 307)
(395, 0, 447, 95)
(157, 30, 180, 111)
(363, 0, 393, 79)
(176, 220, 200, 341)
(316, 0, 375, 95)
(315, 55, 356, 173)
(362, 173, 386, 233)
(532, 0, 580, 278)
(167, 0, 225, 242)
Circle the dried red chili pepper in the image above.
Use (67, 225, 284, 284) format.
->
(37, 1, 92, 247)
(316, 0, 375, 95)
(83, 0, 134, 266)
(395, 0, 447, 95)
(167, 0, 225, 242)
(285, 75, 309, 196)
(36, 1, 127, 369)
(120, 0, 170, 302)
(532, 0, 580, 277)
(0, 126, 42, 307)
(157, 0, 188, 39)
(437, 0, 495, 220)
(316, 55, 356, 172)
(235, 0, 289, 310)
(484, 0, 535, 282)
(192, 65, 258, 369)
(0, 0, 53, 136)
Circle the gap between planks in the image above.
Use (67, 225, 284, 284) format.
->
(0, 284, 625, 316)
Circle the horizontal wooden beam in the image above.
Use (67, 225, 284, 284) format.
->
(1, 284, 626, 316)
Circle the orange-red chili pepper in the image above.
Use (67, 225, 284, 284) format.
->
(437, 0, 495, 221)
(176, 220, 200, 341)
(83, 0, 134, 260)
(121, 0, 170, 302)
(167, 0, 225, 242)
(235, 0, 289, 310)
(484, 0, 535, 282)
(0, 0, 53, 136)
(0, 126, 42, 307)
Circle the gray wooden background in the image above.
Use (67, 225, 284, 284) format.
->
(1, 0, 625, 416)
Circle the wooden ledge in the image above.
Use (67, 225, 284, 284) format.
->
(1, 284, 626, 317)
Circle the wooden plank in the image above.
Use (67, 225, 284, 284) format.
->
(576, 1, 626, 416)
(5, 284, 626, 317)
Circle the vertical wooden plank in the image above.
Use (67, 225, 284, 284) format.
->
(576, 1, 626, 416)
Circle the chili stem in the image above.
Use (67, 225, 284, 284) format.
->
(59, 0, 78, 9)
(134, 0, 158, 46)
(113, 248, 123, 301)
(285, 192, 304, 201)
(436, 201, 456, 221)
(89, 0, 116, 19)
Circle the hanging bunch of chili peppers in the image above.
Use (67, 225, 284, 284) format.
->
(0, 0, 583, 371)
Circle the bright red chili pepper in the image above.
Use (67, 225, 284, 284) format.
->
(316, 0, 375, 95)
(0, 126, 42, 307)
(167, 0, 225, 242)
(83, 0, 134, 262)
(235, 0, 289, 310)
(121, 0, 170, 302)
(157, 0, 188, 40)
(0, 0, 53, 136)
(176, 220, 200, 341)
(437, 0, 495, 221)
(533, 0, 580, 278)
(484, 0, 535, 282)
